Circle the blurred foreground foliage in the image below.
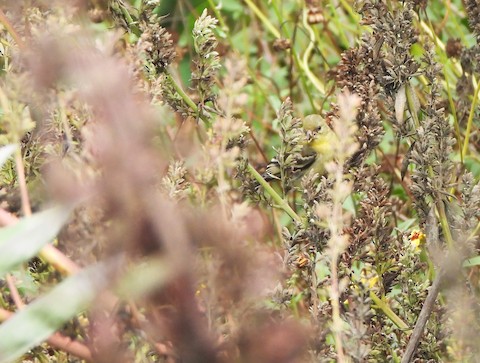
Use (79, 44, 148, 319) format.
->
(0, 0, 479, 362)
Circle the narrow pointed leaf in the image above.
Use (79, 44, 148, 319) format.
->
(406, 81, 420, 126)
(463, 255, 480, 267)
(0, 206, 71, 278)
(0, 144, 17, 168)
(395, 84, 406, 124)
(0, 263, 108, 363)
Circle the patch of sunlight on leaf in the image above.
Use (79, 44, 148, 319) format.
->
(115, 256, 172, 300)
(463, 255, 480, 267)
(396, 218, 416, 232)
(389, 285, 402, 297)
(464, 156, 480, 179)
(0, 144, 16, 168)
(410, 43, 424, 58)
(0, 206, 72, 278)
(315, 257, 330, 282)
(392, 184, 408, 200)
(378, 122, 395, 152)
(269, 95, 282, 115)
(11, 268, 38, 296)
(0, 263, 109, 363)
(221, 0, 244, 17)
(350, 260, 368, 279)
(343, 194, 356, 215)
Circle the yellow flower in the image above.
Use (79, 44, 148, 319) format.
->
(409, 230, 426, 252)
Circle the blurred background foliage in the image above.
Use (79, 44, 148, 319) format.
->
(0, 0, 478, 362)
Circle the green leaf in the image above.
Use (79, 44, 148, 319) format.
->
(0, 263, 108, 363)
(115, 256, 172, 300)
(222, 0, 244, 12)
(406, 81, 420, 127)
(0, 144, 17, 168)
(0, 206, 71, 278)
(463, 255, 480, 267)
(342, 194, 356, 215)
(396, 218, 417, 232)
(464, 155, 480, 179)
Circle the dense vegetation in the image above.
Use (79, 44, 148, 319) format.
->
(0, 0, 479, 361)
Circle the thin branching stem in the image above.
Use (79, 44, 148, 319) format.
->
(0, 8, 25, 50)
(247, 163, 302, 224)
(5, 274, 25, 309)
(14, 149, 31, 217)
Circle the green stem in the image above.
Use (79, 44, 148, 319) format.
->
(208, 0, 228, 34)
(469, 221, 480, 241)
(291, 51, 317, 110)
(406, 81, 420, 128)
(327, 0, 350, 48)
(338, 0, 361, 23)
(462, 81, 480, 158)
(247, 164, 302, 224)
(243, 0, 281, 39)
(419, 19, 462, 78)
(436, 200, 454, 250)
(164, 69, 212, 128)
(244, 0, 317, 108)
(270, 1, 317, 108)
(207, 0, 277, 114)
(165, 71, 197, 111)
(424, 162, 454, 250)
(301, 9, 326, 96)
(370, 292, 410, 330)
(444, 72, 462, 164)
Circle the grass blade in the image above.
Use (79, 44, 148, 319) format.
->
(0, 263, 108, 363)
(0, 144, 16, 168)
(0, 206, 71, 278)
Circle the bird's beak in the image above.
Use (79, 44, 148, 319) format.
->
(305, 130, 315, 143)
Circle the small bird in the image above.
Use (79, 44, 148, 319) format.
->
(263, 114, 337, 183)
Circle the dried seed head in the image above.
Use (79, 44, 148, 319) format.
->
(446, 38, 463, 58)
(139, 22, 176, 73)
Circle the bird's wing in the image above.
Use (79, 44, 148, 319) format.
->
(262, 149, 317, 182)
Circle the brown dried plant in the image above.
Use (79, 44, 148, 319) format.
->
(0, 1, 479, 362)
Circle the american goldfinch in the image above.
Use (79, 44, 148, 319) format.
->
(263, 114, 337, 182)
